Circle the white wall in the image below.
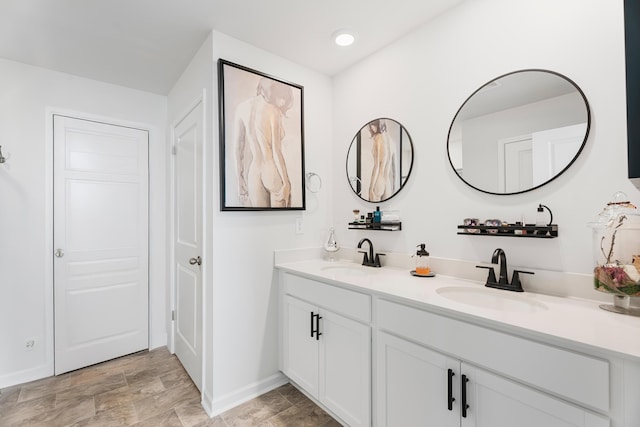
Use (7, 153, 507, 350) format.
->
(208, 31, 333, 412)
(0, 58, 168, 387)
(166, 31, 333, 413)
(332, 0, 636, 278)
(167, 32, 215, 405)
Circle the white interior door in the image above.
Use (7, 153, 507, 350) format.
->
(531, 123, 587, 186)
(172, 101, 203, 390)
(498, 136, 533, 193)
(53, 115, 149, 375)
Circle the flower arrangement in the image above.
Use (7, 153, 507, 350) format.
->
(593, 214, 640, 296)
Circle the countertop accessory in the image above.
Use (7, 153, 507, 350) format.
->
(410, 270, 435, 277)
(589, 191, 640, 316)
(414, 243, 431, 276)
(324, 227, 339, 253)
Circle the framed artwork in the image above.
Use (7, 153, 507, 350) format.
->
(218, 59, 305, 211)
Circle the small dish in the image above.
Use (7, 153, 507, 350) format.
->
(410, 270, 435, 278)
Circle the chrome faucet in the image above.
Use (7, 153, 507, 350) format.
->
(357, 238, 384, 267)
(476, 248, 534, 292)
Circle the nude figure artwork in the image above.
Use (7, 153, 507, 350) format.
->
(233, 78, 294, 208)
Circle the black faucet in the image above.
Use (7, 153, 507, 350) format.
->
(492, 248, 509, 286)
(357, 238, 384, 267)
(476, 248, 534, 292)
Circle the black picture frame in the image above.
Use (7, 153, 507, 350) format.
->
(218, 59, 305, 211)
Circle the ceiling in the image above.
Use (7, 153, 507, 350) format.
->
(0, 0, 465, 95)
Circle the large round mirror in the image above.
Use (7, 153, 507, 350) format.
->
(346, 118, 414, 202)
(447, 69, 590, 195)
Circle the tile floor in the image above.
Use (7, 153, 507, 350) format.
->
(0, 347, 341, 426)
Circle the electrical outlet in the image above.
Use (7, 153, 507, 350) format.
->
(25, 338, 36, 351)
(295, 217, 304, 234)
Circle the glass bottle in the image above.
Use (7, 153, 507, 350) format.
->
(324, 227, 339, 253)
(589, 191, 640, 316)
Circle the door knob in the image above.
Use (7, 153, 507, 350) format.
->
(55, 249, 64, 258)
(189, 256, 202, 266)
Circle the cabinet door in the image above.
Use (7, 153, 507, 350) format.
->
(319, 309, 371, 427)
(282, 295, 319, 396)
(461, 364, 609, 427)
(376, 332, 459, 427)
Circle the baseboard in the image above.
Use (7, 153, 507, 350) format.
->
(0, 363, 53, 389)
(203, 372, 289, 417)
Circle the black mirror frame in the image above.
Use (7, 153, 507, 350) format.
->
(446, 69, 591, 196)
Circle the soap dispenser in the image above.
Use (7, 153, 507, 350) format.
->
(413, 243, 431, 276)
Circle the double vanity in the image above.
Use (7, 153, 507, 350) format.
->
(276, 254, 640, 427)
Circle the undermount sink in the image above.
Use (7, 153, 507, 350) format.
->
(436, 286, 548, 313)
(320, 264, 371, 277)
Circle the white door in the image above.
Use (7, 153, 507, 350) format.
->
(319, 309, 370, 427)
(53, 115, 148, 375)
(531, 123, 587, 186)
(282, 295, 319, 396)
(376, 331, 459, 427)
(498, 136, 533, 193)
(172, 101, 203, 390)
(461, 364, 609, 427)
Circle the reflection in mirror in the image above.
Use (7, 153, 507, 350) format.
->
(347, 118, 414, 202)
(447, 69, 590, 195)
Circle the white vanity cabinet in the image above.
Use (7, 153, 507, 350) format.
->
(377, 331, 609, 427)
(276, 261, 640, 427)
(376, 299, 610, 427)
(280, 272, 371, 427)
(376, 331, 459, 426)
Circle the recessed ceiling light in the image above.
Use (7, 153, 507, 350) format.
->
(333, 30, 356, 47)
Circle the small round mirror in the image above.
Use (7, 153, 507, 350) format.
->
(346, 118, 414, 202)
(447, 69, 590, 195)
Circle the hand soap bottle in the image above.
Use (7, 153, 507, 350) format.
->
(414, 243, 431, 276)
(373, 206, 382, 223)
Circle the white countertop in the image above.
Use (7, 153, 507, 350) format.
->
(275, 259, 640, 362)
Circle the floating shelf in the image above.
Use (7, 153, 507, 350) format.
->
(348, 221, 402, 231)
(457, 224, 558, 238)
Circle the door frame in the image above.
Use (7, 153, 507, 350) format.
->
(45, 108, 153, 377)
(168, 90, 207, 389)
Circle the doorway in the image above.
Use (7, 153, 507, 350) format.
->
(53, 115, 149, 375)
(171, 99, 204, 390)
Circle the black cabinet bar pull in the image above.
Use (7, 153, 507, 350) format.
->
(447, 369, 456, 410)
(461, 374, 469, 418)
(314, 314, 322, 340)
(310, 312, 315, 338)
